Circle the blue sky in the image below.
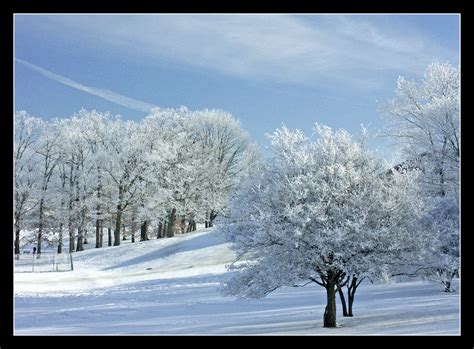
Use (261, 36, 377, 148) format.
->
(14, 14, 459, 160)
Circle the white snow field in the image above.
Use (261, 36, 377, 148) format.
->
(14, 228, 460, 335)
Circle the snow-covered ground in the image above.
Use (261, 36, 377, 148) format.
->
(14, 229, 460, 335)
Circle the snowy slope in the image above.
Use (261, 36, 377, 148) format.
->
(14, 228, 460, 335)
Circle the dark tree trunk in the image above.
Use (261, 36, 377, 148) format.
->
(76, 228, 84, 252)
(347, 276, 362, 317)
(95, 166, 103, 248)
(37, 198, 45, 258)
(438, 137, 447, 197)
(114, 210, 122, 246)
(95, 218, 102, 248)
(167, 208, 176, 237)
(442, 270, 455, 292)
(205, 221, 209, 228)
(15, 226, 20, 257)
(131, 232, 135, 243)
(209, 210, 217, 227)
(348, 294, 354, 317)
(186, 215, 196, 233)
(57, 223, 63, 254)
(180, 216, 186, 234)
(337, 286, 348, 317)
(140, 220, 149, 241)
(108, 227, 112, 247)
(68, 161, 75, 253)
(114, 186, 124, 246)
(76, 206, 87, 251)
(76, 231, 84, 252)
(324, 280, 337, 328)
(99, 222, 103, 247)
(68, 220, 75, 253)
(57, 170, 66, 254)
(157, 221, 163, 239)
(14, 189, 22, 258)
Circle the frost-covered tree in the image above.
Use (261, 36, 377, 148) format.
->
(220, 124, 423, 328)
(14, 111, 41, 257)
(381, 62, 459, 197)
(140, 107, 255, 236)
(60, 115, 96, 251)
(140, 107, 190, 238)
(101, 118, 149, 246)
(382, 62, 460, 291)
(190, 109, 252, 227)
(77, 110, 113, 248)
(398, 196, 459, 292)
(31, 119, 63, 256)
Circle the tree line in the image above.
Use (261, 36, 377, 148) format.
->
(14, 107, 257, 256)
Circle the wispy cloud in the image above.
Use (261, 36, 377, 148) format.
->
(41, 14, 458, 90)
(15, 58, 157, 112)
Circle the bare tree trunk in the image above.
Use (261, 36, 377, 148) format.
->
(438, 137, 447, 197)
(157, 221, 163, 239)
(37, 198, 45, 258)
(167, 208, 176, 237)
(324, 280, 337, 328)
(114, 185, 124, 246)
(75, 162, 84, 252)
(186, 214, 196, 233)
(442, 269, 457, 292)
(347, 276, 363, 317)
(209, 210, 217, 227)
(347, 291, 355, 317)
(114, 211, 122, 246)
(140, 220, 149, 241)
(68, 217, 75, 253)
(76, 227, 86, 251)
(95, 166, 103, 248)
(57, 223, 63, 254)
(76, 209, 86, 252)
(108, 227, 112, 247)
(99, 224, 103, 247)
(14, 188, 23, 258)
(337, 286, 348, 317)
(96, 218, 102, 248)
(76, 231, 84, 252)
(15, 225, 21, 257)
(180, 216, 186, 234)
(68, 161, 75, 253)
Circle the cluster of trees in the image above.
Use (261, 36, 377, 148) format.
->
(219, 62, 460, 328)
(381, 62, 460, 293)
(14, 107, 257, 257)
(13, 61, 459, 329)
